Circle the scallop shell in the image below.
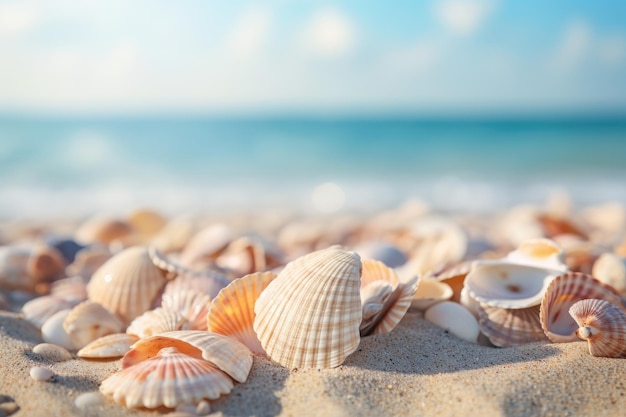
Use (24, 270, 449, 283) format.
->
(592, 253, 626, 294)
(410, 277, 453, 311)
(65, 246, 112, 280)
(49, 276, 88, 303)
(87, 246, 168, 325)
(179, 223, 234, 269)
(77, 333, 139, 359)
(477, 304, 548, 347)
(100, 347, 234, 409)
(63, 300, 124, 349)
(124, 330, 252, 383)
(215, 236, 284, 277)
(150, 215, 195, 254)
(424, 301, 480, 343)
(540, 272, 626, 343)
(161, 289, 212, 331)
(464, 261, 561, 309)
(22, 295, 76, 328)
(253, 247, 362, 369)
(207, 271, 276, 354)
(570, 298, 626, 358)
(126, 307, 186, 339)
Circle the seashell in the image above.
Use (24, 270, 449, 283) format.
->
(0, 246, 33, 291)
(505, 238, 568, 272)
(464, 262, 562, 309)
(477, 304, 548, 347)
(161, 289, 212, 331)
(100, 347, 234, 409)
(580, 202, 625, 246)
(127, 208, 166, 237)
(65, 245, 112, 280)
(22, 295, 76, 328)
(26, 246, 67, 285)
(87, 246, 168, 325)
(63, 300, 124, 349)
(75, 216, 132, 245)
(41, 309, 74, 351)
(410, 277, 453, 311)
(424, 301, 480, 343)
(77, 333, 139, 359)
(75, 392, 105, 410)
(253, 247, 362, 369)
(179, 223, 234, 269)
(360, 280, 393, 324)
(353, 240, 408, 268)
(592, 253, 626, 294)
(427, 260, 473, 303)
(126, 307, 186, 339)
(49, 276, 88, 303)
(207, 271, 276, 354)
(30, 366, 55, 382)
(215, 235, 284, 277)
(536, 213, 587, 240)
(150, 215, 195, 254)
(32, 343, 73, 362)
(540, 272, 626, 343)
(570, 298, 626, 358)
(124, 330, 253, 383)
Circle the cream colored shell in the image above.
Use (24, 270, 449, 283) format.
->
(63, 300, 124, 349)
(77, 333, 139, 359)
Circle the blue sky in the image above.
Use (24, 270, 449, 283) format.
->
(0, 0, 625, 115)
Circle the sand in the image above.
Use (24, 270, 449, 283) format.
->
(2, 306, 625, 417)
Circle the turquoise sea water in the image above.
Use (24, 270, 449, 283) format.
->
(1, 116, 626, 218)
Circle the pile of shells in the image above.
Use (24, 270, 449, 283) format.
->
(3, 199, 626, 413)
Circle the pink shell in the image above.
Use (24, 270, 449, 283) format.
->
(570, 298, 626, 358)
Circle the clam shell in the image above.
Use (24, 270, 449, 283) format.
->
(87, 246, 167, 325)
(22, 295, 76, 328)
(253, 247, 362, 369)
(179, 223, 234, 269)
(410, 277, 453, 311)
(215, 236, 284, 277)
(477, 304, 548, 347)
(63, 301, 124, 349)
(77, 333, 139, 359)
(592, 253, 626, 294)
(570, 298, 626, 358)
(540, 272, 626, 343)
(161, 289, 212, 331)
(75, 217, 132, 245)
(464, 262, 561, 309)
(126, 307, 186, 338)
(124, 330, 252, 383)
(424, 301, 480, 343)
(100, 346, 234, 409)
(207, 271, 276, 354)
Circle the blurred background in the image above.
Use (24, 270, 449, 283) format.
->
(0, 0, 625, 218)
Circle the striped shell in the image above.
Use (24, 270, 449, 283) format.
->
(207, 271, 276, 354)
(570, 298, 626, 358)
(87, 246, 168, 325)
(540, 272, 626, 343)
(63, 300, 124, 349)
(77, 333, 139, 359)
(123, 330, 252, 383)
(215, 236, 284, 277)
(100, 347, 234, 409)
(126, 308, 186, 339)
(161, 289, 212, 331)
(477, 304, 548, 347)
(253, 247, 362, 369)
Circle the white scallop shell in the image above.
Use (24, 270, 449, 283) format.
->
(100, 347, 234, 409)
(87, 246, 167, 325)
(254, 247, 362, 369)
(126, 307, 186, 339)
(161, 289, 212, 331)
(63, 300, 124, 349)
(424, 301, 480, 343)
(49, 276, 88, 303)
(77, 333, 139, 359)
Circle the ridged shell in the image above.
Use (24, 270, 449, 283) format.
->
(215, 236, 284, 277)
(50, 276, 88, 303)
(253, 247, 362, 369)
(179, 224, 234, 269)
(22, 295, 76, 328)
(161, 289, 212, 331)
(477, 304, 548, 347)
(126, 307, 186, 339)
(100, 347, 234, 409)
(77, 333, 139, 359)
(570, 298, 626, 358)
(464, 261, 561, 309)
(63, 301, 124, 349)
(410, 277, 453, 311)
(87, 246, 167, 325)
(124, 330, 252, 383)
(592, 253, 626, 294)
(207, 271, 276, 354)
(540, 272, 626, 343)
(65, 246, 112, 280)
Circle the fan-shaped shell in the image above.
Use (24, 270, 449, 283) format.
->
(22, 295, 76, 328)
(124, 330, 252, 383)
(477, 304, 548, 347)
(161, 289, 212, 331)
(126, 307, 186, 339)
(570, 298, 626, 358)
(464, 262, 561, 309)
(207, 271, 276, 354)
(87, 246, 167, 325)
(253, 247, 362, 369)
(50, 276, 88, 303)
(100, 347, 234, 409)
(65, 246, 112, 280)
(63, 300, 124, 349)
(77, 333, 139, 359)
(540, 272, 626, 343)
(215, 236, 284, 277)
(179, 223, 234, 269)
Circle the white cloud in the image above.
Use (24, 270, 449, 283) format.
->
(225, 6, 272, 59)
(0, 2, 39, 36)
(434, 0, 495, 36)
(301, 8, 357, 58)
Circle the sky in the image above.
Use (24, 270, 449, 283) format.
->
(0, 0, 625, 115)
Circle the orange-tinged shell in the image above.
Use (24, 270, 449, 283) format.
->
(540, 272, 626, 343)
(477, 304, 548, 347)
(207, 271, 276, 354)
(63, 300, 124, 349)
(570, 298, 626, 358)
(87, 246, 167, 326)
(75, 217, 132, 245)
(253, 247, 362, 369)
(127, 208, 166, 237)
(124, 330, 252, 383)
(410, 277, 453, 311)
(27, 245, 67, 284)
(100, 347, 234, 409)
(126, 307, 186, 339)
(77, 333, 139, 359)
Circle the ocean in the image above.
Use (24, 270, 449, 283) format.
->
(1, 115, 626, 219)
